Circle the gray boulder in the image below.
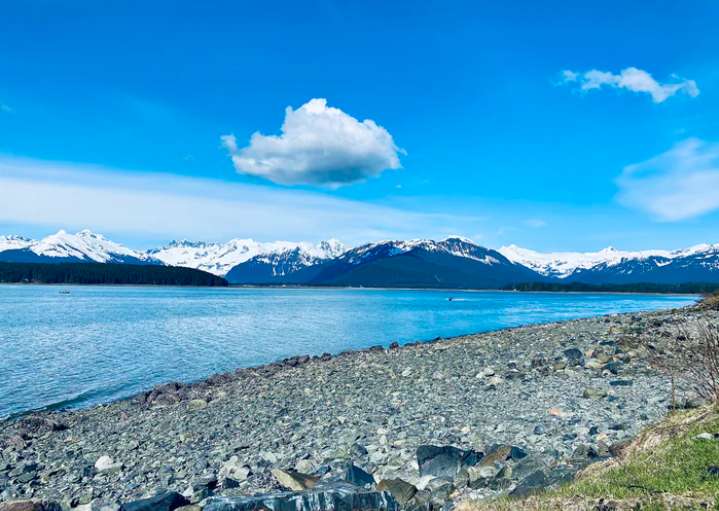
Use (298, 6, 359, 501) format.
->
(376, 479, 417, 507)
(203, 481, 399, 511)
(416, 445, 480, 479)
(509, 469, 547, 497)
(344, 463, 375, 487)
(0, 501, 63, 511)
(119, 491, 189, 511)
(562, 348, 585, 367)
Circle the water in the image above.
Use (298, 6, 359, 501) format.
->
(0, 285, 696, 418)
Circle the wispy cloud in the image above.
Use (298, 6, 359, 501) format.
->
(0, 103, 12, 113)
(524, 218, 547, 228)
(222, 98, 404, 187)
(0, 156, 481, 245)
(560, 67, 699, 103)
(617, 138, 719, 221)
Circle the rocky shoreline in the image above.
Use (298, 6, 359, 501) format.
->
(1, 303, 715, 511)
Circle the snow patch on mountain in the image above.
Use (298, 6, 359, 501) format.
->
(498, 244, 674, 278)
(31, 230, 151, 263)
(341, 237, 502, 266)
(148, 238, 346, 276)
(0, 235, 33, 252)
(0, 230, 154, 264)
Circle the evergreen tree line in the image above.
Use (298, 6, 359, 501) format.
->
(0, 262, 228, 286)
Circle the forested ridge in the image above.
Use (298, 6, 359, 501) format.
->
(0, 262, 228, 286)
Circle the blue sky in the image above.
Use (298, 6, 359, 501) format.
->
(1, 0, 718, 250)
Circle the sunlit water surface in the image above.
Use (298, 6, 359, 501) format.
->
(0, 285, 696, 418)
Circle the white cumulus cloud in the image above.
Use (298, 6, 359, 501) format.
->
(617, 138, 719, 221)
(560, 67, 699, 103)
(222, 98, 403, 187)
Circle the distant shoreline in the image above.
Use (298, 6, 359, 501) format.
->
(0, 280, 706, 296)
(227, 283, 709, 296)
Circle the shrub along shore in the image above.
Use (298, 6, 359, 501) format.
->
(1, 299, 717, 511)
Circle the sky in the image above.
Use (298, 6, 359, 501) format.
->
(1, 0, 718, 251)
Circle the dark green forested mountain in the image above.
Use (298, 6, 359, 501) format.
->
(504, 281, 719, 294)
(0, 262, 228, 286)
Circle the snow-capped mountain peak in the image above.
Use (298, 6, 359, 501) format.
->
(33, 229, 153, 263)
(498, 244, 685, 278)
(0, 230, 154, 264)
(0, 235, 33, 252)
(339, 237, 503, 266)
(148, 238, 347, 276)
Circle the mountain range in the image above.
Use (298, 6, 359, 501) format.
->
(2, 229, 718, 288)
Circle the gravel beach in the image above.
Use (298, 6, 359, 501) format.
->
(1, 302, 715, 511)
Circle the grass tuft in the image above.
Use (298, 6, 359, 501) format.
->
(458, 407, 719, 511)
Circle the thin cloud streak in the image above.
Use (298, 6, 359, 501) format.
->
(0, 156, 482, 244)
(616, 138, 719, 221)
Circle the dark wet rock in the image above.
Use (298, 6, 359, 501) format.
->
(562, 347, 585, 367)
(377, 479, 417, 506)
(605, 361, 624, 374)
(511, 456, 544, 480)
(14, 416, 68, 437)
(203, 481, 399, 511)
(509, 469, 547, 497)
(282, 355, 312, 368)
(609, 379, 634, 387)
(344, 463, 375, 487)
(119, 491, 189, 511)
(141, 382, 190, 406)
(416, 445, 480, 479)
(0, 501, 62, 511)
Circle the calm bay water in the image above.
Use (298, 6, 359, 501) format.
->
(0, 285, 696, 418)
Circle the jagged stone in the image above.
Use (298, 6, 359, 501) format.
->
(509, 469, 547, 497)
(377, 479, 417, 506)
(119, 492, 188, 511)
(479, 445, 511, 466)
(563, 348, 585, 367)
(416, 445, 480, 479)
(344, 463, 375, 487)
(0, 501, 62, 511)
(271, 468, 319, 491)
(203, 481, 399, 511)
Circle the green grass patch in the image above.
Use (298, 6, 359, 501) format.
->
(555, 408, 719, 506)
(461, 407, 719, 510)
